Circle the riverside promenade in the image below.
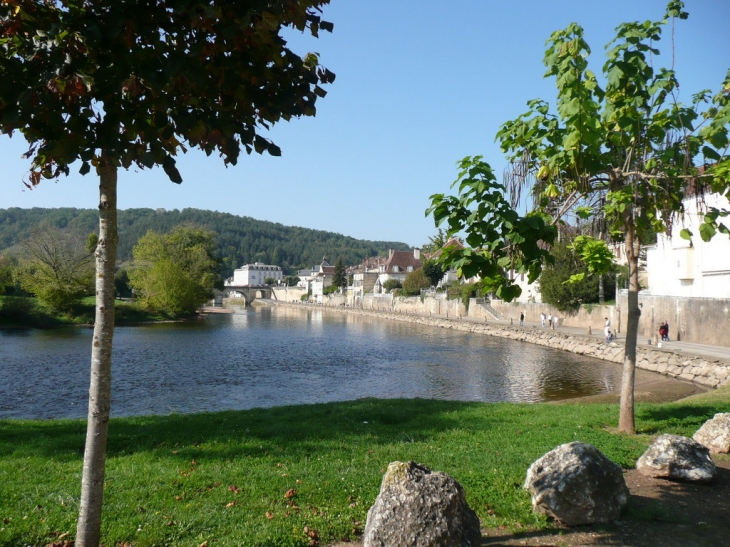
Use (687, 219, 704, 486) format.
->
(469, 314, 730, 364)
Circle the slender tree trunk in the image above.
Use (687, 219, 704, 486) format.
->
(76, 160, 118, 547)
(598, 274, 604, 304)
(618, 222, 640, 434)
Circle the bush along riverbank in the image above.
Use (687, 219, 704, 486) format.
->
(277, 302, 730, 390)
(0, 295, 184, 328)
(2, 394, 730, 547)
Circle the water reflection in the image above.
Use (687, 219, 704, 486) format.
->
(0, 307, 631, 419)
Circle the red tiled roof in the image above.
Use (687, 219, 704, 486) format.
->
(384, 251, 422, 273)
(431, 238, 464, 258)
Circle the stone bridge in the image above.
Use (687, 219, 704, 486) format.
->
(221, 285, 273, 305)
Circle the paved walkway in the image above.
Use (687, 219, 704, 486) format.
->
(459, 315, 730, 363)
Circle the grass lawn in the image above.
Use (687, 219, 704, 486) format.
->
(2, 389, 729, 547)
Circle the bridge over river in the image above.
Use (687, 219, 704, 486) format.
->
(220, 285, 273, 305)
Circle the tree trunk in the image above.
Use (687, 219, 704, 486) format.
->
(76, 160, 118, 547)
(598, 274, 605, 304)
(618, 223, 640, 434)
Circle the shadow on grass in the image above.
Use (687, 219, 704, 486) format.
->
(636, 402, 730, 434)
(0, 398, 506, 462)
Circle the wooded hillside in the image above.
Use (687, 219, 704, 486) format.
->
(0, 208, 409, 276)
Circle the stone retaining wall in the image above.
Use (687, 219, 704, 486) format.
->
(276, 302, 730, 389)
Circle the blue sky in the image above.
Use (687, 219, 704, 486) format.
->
(1, 0, 728, 248)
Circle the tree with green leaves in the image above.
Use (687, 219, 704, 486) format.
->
(539, 239, 617, 311)
(401, 268, 431, 296)
(332, 256, 348, 289)
(496, 2, 730, 434)
(129, 226, 220, 316)
(0, 2, 334, 543)
(0, 254, 20, 295)
(15, 225, 95, 312)
(421, 258, 444, 287)
(421, 228, 448, 254)
(427, 156, 558, 301)
(431, 2, 730, 435)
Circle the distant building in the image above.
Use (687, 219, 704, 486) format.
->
(374, 249, 422, 293)
(297, 257, 335, 292)
(646, 192, 730, 298)
(226, 262, 283, 287)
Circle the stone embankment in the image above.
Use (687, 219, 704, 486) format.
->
(276, 303, 730, 389)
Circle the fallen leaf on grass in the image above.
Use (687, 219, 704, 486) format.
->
(265, 511, 275, 520)
(228, 485, 240, 494)
(225, 500, 238, 508)
(284, 488, 296, 499)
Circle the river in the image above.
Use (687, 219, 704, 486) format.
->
(0, 305, 627, 419)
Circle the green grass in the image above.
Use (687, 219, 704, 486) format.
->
(2, 396, 729, 547)
(0, 296, 175, 328)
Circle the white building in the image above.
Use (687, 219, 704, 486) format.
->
(226, 262, 283, 287)
(646, 192, 730, 298)
(373, 249, 422, 293)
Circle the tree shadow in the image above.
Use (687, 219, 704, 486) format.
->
(636, 403, 729, 434)
(0, 398, 501, 462)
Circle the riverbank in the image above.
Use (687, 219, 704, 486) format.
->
(0, 295, 201, 328)
(273, 301, 730, 392)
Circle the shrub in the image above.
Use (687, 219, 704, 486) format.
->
(382, 279, 402, 293)
(401, 269, 430, 296)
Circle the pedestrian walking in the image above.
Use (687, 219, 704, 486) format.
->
(552, 314, 559, 329)
(520, 311, 525, 327)
(604, 324, 613, 343)
(540, 312, 546, 327)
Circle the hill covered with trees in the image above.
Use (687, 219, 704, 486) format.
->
(0, 208, 410, 276)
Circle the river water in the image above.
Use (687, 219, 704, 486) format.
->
(0, 306, 625, 419)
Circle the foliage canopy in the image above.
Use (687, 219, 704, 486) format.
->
(129, 225, 221, 316)
(428, 2, 730, 434)
(538, 241, 617, 312)
(0, 0, 335, 185)
(401, 268, 430, 296)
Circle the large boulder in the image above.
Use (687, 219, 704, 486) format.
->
(524, 442, 629, 526)
(636, 434, 716, 482)
(693, 412, 730, 453)
(363, 461, 481, 547)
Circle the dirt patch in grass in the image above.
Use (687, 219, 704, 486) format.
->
(479, 458, 730, 547)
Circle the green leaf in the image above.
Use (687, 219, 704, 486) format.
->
(699, 222, 716, 242)
(679, 228, 692, 240)
(563, 273, 585, 284)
